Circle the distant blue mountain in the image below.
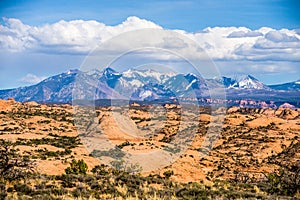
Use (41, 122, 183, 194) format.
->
(269, 80, 300, 91)
(0, 68, 299, 103)
(0, 70, 78, 102)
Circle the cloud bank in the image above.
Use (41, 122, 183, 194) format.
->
(18, 73, 47, 84)
(0, 16, 299, 62)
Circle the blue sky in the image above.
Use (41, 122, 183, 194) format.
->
(1, 0, 299, 31)
(0, 0, 299, 89)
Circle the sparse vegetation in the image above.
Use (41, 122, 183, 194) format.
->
(91, 147, 126, 159)
(0, 139, 35, 181)
(0, 100, 299, 199)
(14, 134, 81, 149)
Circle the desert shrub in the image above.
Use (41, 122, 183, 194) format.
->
(0, 191, 7, 200)
(58, 174, 77, 188)
(35, 182, 46, 190)
(0, 140, 35, 181)
(91, 147, 125, 159)
(91, 164, 110, 176)
(72, 186, 90, 198)
(15, 134, 81, 149)
(65, 159, 88, 175)
(163, 170, 174, 179)
(262, 165, 300, 196)
(14, 183, 33, 195)
(81, 175, 96, 184)
(35, 148, 72, 159)
(0, 183, 6, 199)
(44, 188, 67, 197)
(51, 188, 68, 196)
(0, 183, 5, 191)
(176, 187, 211, 200)
(261, 141, 300, 196)
(117, 141, 133, 149)
(110, 160, 142, 175)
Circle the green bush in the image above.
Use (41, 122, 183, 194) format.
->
(65, 159, 88, 175)
(91, 164, 110, 176)
(263, 166, 300, 196)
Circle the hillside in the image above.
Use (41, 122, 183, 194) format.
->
(0, 99, 299, 199)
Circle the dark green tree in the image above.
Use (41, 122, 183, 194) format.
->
(65, 159, 88, 175)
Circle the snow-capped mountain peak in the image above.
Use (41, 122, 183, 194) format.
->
(1, 68, 297, 103)
(237, 75, 266, 89)
(122, 68, 175, 83)
(103, 67, 121, 77)
(228, 75, 269, 90)
(65, 69, 80, 75)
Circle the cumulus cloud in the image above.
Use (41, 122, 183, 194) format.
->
(265, 31, 299, 43)
(227, 30, 263, 38)
(189, 26, 300, 61)
(161, 37, 188, 49)
(18, 73, 47, 84)
(0, 16, 300, 62)
(0, 16, 161, 53)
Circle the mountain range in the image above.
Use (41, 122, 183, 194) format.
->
(0, 68, 299, 105)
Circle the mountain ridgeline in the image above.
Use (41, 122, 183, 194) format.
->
(0, 68, 299, 106)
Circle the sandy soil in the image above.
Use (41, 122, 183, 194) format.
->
(0, 99, 299, 182)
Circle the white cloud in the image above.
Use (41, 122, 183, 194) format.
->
(0, 16, 162, 53)
(161, 37, 188, 49)
(189, 26, 300, 61)
(0, 16, 299, 63)
(265, 31, 299, 43)
(18, 73, 47, 84)
(227, 30, 263, 38)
